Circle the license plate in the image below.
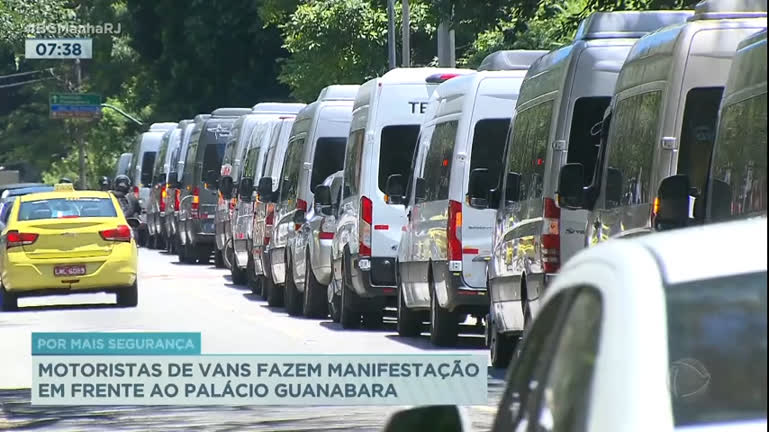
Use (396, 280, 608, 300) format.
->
(54, 265, 86, 277)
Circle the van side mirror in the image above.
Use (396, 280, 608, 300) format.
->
(205, 170, 220, 189)
(385, 174, 405, 205)
(505, 172, 521, 203)
(654, 174, 690, 231)
(315, 185, 332, 206)
(382, 406, 468, 432)
(557, 163, 585, 209)
(219, 176, 234, 198)
(414, 177, 426, 204)
(605, 167, 623, 206)
(169, 172, 180, 188)
(467, 168, 490, 209)
(239, 178, 255, 201)
(257, 177, 274, 202)
(708, 179, 733, 221)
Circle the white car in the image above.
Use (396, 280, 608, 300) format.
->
(384, 216, 768, 432)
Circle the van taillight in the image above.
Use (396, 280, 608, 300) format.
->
(447, 200, 462, 271)
(230, 197, 238, 210)
(542, 197, 561, 274)
(319, 217, 335, 240)
(296, 199, 308, 212)
(174, 189, 181, 211)
(191, 187, 200, 219)
(132, 186, 139, 198)
(6, 230, 38, 249)
(264, 204, 274, 246)
(160, 184, 167, 212)
(359, 196, 372, 257)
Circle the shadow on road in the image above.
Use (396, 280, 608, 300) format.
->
(383, 333, 487, 350)
(12, 302, 120, 313)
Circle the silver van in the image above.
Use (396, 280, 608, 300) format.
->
(215, 103, 306, 270)
(566, 1, 766, 246)
(396, 52, 545, 350)
(655, 29, 767, 226)
(484, 10, 694, 366)
(261, 86, 358, 313)
(177, 108, 251, 263)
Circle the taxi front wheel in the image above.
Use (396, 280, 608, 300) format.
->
(0, 284, 18, 312)
(116, 282, 138, 307)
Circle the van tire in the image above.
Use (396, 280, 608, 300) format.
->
(247, 255, 261, 295)
(214, 248, 225, 268)
(230, 256, 248, 286)
(117, 282, 138, 307)
(429, 277, 458, 347)
(258, 276, 270, 300)
(362, 309, 383, 329)
(266, 277, 284, 307)
(0, 284, 18, 311)
(179, 243, 195, 264)
(223, 240, 234, 270)
(490, 323, 516, 369)
(303, 251, 328, 318)
(284, 256, 303, 316)
(339, 260, 361, 329)
(397, 283, 422, 337)
(155, 234, 166, 250)
(328, 278, 341, 323)
(521, 277, 532, 330)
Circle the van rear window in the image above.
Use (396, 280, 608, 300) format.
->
(311, 138, 346, 192)
(568, 97, 611, 186)
(202, 143, 226, 181)
(18, 198, 117, 221)
(140, 152, 156, 185)
(378, 125, 420, 192)
(470, 119, 511, 188)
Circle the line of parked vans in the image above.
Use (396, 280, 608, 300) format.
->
(117, 0, 766, 367)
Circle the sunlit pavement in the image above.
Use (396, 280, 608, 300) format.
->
(0, 248, 505, 431)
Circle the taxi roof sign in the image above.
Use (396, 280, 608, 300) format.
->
(54, 183, 75, 192)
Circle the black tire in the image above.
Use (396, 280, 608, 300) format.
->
(284, 256, 303, 316)
(258, 275, 269, 300)
(180, 243, 197, 264)
(397, 283, 422, 337)
(223, 240, 234, 270)
(266, 277, 284, 307)
(430, 279, 458, 347)
(490, 323, 516, 368)
(521, 278, 532, 330)
(116, 282, 138, 307)
(230, 255, 248, 286)
(303, 252, 328, 318)
(339, 259, 361, 329)
(247, 255, 261, 295)
(156, 235, 166, 250)
(328, 278, 341, 323)
(173, 235, 182, 257)
(362, 309, 384, 329)
(214, 248, 225, 268)
(0, 284, 18, 312)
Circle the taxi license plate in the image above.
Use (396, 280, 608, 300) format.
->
(54, 265, 86, 277)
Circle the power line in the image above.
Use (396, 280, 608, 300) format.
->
(0, 76, 55, 89)
(0, 68, 54, 81)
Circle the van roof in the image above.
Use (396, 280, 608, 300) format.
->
(193, 114, 211, 123)
(374, 67, 474, 85)
(149, 122, 178, 132)
(317, 85, 361, 101)
(723, 29, 767, 102)
(251, 102, 307, 114)
(574, 10, 695, 40)
(478, 50, 550, 71)
(211, 108, 252, 118)
(294, 98, 354, 123)
(689, 0, 767, 21)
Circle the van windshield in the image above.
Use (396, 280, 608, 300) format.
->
(568, 97, 611, 186)
(666, 271, 767, 426)
(311, 137, 346, 192)
(470, 119, 511, 188)
(378, 125, 420, 193)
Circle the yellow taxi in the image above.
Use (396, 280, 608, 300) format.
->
(0, 184, 138, 311)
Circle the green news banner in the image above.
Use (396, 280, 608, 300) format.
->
(31, 332, 487, 406)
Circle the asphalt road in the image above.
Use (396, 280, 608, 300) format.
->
(0, 248, 506, 431)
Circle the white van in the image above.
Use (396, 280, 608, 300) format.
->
(395, 52, 546, 349)
(654, 29, 768, 226)
(484, 10, 695, 366)
(265, 85, 359, 313)
(251, 116, 297, 296)
(215, 103, 306, 270)
(332, 68, 472, 330)
(571, 1, 766, 245)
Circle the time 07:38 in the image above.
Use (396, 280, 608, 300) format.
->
(35, 42, 83, 56)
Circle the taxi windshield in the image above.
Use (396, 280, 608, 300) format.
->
(666, 271, 768, 426)
(18, 198, 117, 221)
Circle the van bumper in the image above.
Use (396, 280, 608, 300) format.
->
(270, 246, 286, 285)
(350, 255, 397, 298)
(430, 261, 489, 314)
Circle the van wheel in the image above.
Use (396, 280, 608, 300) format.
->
(328, 278, 341, 323)
(230, 253, 248, 285)
(284, 256, 303, 316)
(196, 247, 211, 264)
(116, 282, 138, 307)
(430, 280, 458, 347)
(266, 276, 284, 307)
(521, 278, 532, 330)
(397, 283, 422, 337)
(0, 283, 18, 312)
(490, 323, 516, 369)
(362, 308, 384, 329)
(180, 243, 197, 264)
(156, 235, 166, 251)
(258, 275, 269, 300)
(247, 255, 261, 295)
(214, 248, 225, 268)
(223, 240, 235, 270)
(303, 252, 328, 318)
(339, 260, 361, 329)
(173, 236, 182, 257)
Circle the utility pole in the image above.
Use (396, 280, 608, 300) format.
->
(75, 58, 86, 190)
(387, 0, 397, 70)
(402, 0, 410, 67)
